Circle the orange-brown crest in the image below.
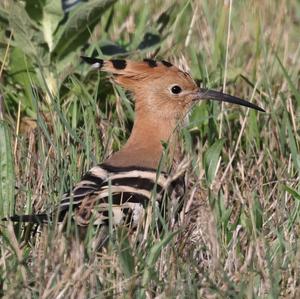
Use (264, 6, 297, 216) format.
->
(81, 57, 199, 120)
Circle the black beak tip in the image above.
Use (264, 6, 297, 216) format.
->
(248, 102, 266, 112)
(198, 89, 265, 113)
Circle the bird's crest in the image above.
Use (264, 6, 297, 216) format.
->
(81, 55, 264, 112)
(81, 56, 196, 94)
(81, 56, 179, 75)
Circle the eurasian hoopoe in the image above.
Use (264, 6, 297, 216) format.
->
(6, 57, 264, 233)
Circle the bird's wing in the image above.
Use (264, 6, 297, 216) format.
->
(56, 165, 109, 219)
(6, 164, 183, 227)
(55, 163, 170, 226)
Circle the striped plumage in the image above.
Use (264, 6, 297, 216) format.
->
(9, 163, 185, 229)
(6, 56, 264, 237)
(59, 163, 184, 227)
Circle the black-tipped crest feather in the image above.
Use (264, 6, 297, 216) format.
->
(81, 56, 103, 68)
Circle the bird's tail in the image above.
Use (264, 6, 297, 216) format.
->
(2, 213, 50, 224)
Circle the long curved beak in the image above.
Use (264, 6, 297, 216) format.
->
(197, 88, 265, 112)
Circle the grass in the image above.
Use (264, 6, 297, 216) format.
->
(0, 0, 300, 297)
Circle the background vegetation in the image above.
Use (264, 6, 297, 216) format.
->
(0, 0, 299, 298)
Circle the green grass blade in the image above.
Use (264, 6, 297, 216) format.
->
(275, 53, 300, 105)
(204, 139, 224, 185)
(0, 103, 15, 217)
(141, 231, 177, 288)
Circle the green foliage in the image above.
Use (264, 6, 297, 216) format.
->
(53, 0, 117, 60)
(0, 113, 15, 217)
(204, 139, 224, 185)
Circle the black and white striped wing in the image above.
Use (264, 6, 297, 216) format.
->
(6, 164, 184, 226)
(57, 165, 109, 218)
(56, 164, 171, 227)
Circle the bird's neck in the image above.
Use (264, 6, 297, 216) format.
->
(104, 112, 182, 170)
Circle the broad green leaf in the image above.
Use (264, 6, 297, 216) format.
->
(42, 0, 64, 52)
(189, 103, 209, 128)
(283, 185, 300, 201)
(8, 2, 42, 57)
(116, 228, 135, 278)
(0, 116, 15, 218)
(204, 139, 224, 185)
(25, 0, 45, 23)
(52, 0, 116, 60)
(142, 231, 177, 287)
(247, 109, 260, 148)
(252, 196, 263, 232)
(9, 47, 37, 117)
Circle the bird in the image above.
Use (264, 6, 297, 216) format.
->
(5, 56, 265, 239)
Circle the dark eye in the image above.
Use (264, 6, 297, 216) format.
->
(171, 85, 182, 94)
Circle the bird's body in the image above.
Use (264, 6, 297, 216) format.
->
(6, 57, 264, 235)
(49, 163, 183, 228)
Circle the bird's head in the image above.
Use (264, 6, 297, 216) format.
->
(81, 56, 264, 123)
(81, 56, 265, 168)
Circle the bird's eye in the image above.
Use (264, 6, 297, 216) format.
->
(171, 85, 182, 94)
